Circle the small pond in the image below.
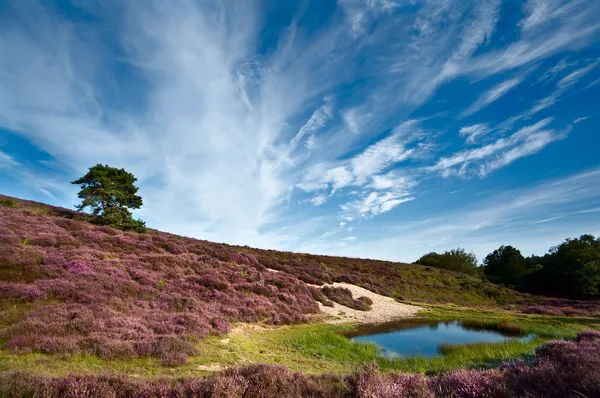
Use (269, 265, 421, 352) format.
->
(345, 319, 531, 358)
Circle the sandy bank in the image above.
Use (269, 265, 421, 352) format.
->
(314, 282, 422, 324)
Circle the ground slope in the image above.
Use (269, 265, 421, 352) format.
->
(0, 194, 533, 366)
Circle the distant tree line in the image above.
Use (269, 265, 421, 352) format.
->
(415, 248, 481, 277)
(415, 235, 600, 300)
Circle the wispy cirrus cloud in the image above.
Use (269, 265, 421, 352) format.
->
(520, 0, 566, 32)
(428, 118, 562, 177)
(461, 77, 523, 117)
(0, 150, 18, 168)
(529, 60, 599, 115)
(310, 168, 600, 261)
(0, 0, 598, 258)
(459, 124, 491, 144)
(536, 59, 575, 85)
(297, 119, 427, 215)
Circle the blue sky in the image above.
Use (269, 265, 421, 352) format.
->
(1, 0, 600, 262)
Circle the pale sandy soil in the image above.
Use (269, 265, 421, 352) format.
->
(314, 282, 422, 324)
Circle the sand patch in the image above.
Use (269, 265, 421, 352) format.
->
(315, 282, 422, 324)
(197, 364, 224, 372)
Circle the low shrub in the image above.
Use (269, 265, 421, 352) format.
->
(2, 331, 600, 397)
(322, 286, 373, 311)
(0, 198, 18, 208)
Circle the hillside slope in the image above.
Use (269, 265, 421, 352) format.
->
(1, 194, 529, 365)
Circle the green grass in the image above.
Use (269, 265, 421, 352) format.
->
(2, 305, 598, 378)
(287, 324, 545, 375)
(421, 305, 600, 339)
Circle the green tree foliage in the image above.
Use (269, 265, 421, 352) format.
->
(484, 235, 600, 299)
(416, 248, 480, 276)
(537, 234, 600, 299)
(483, 245, 526, 286)
(71, 164, 146, 232)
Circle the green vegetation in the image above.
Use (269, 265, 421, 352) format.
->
(415, 248, 480, 277)
(484, 235, 600, 299)
(484, 245, 527, 286)
(71, 164, 146, 232)
(2, 193, 600, 398)
(2, 304, 598, 379)
(0, 198, 18, 208)
(245, 246, 529, 307)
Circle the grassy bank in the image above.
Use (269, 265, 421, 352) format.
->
(2, 305, 598, 379)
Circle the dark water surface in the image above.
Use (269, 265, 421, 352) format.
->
(345, 319, 530, 358)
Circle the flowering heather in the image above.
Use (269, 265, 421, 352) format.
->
(322, 286, 373, 311)
(2, 331, 600, 397)
(0, 193, 594, 371)
(0, 198, 332, 363)
(517, 297, 600, 317)
(430, 369, 500, 398)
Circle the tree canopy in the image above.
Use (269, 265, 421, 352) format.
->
(72, 164, 146, 232)
(483, 245, 526, 286)
(416, 248, 480, 276)
(483, 235, 600, 299)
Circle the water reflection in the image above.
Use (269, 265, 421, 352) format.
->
(344, 319, 531, 358)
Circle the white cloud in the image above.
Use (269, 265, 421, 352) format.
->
(0, 150, 18, 168)
(520, 0, 565, 31)
(309, 194, 328, 206)
(451, 0, 500, 62)
(350, 134, 414, 184)
(341, 191, 414, 218)
(298, 119, 423, 194)
(534, 207, 600, 224)
(461, 77, 523, 117)
(287, 104, 332, 155)
(574, 115, 591, 123)
(556, 61, 599, 90)
(341, 108, 364, 134)
(479, 127, 568, 176)
(317, 168, 600, 261)
(0, 0, 598, 257)
(459, 123, 491, 144)
(536, 59, 575, 84)
(370, 171, 415, 191)
(464, 2, 600, 78)
(429, 118, 558, 177)
(528, 60, 599, 115)
(585, 78, 600, 89)
(297, 119, 425, 221)
(0, 1, 364, 249)
(339, 0, 400, 35)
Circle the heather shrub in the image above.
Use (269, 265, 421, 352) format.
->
(322, 286, 372, 311)
(0, 198, 18, 207)
(0, 282, 46, 301)
(3, 333, 600, 397)
(230, 251, 259, 266)
(64, 261, 93, 274)
(502, 332, 600, 397)
(517, 297, 600, 317)
(346, 364, 432, 398)
(430, 369, 502, 398)
(575, 330, 600, 342)
(0, 246, 43, 266)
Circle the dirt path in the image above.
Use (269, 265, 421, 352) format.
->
(315, 282, 422, 324)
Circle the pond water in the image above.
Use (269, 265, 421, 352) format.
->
(345, 319, 530, 358)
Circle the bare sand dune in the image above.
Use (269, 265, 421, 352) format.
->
(314, 282, 422, 324)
